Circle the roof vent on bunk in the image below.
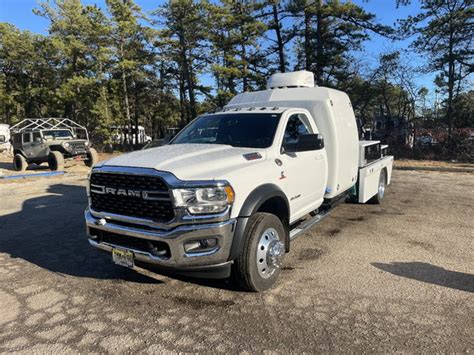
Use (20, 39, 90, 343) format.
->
(266, 70, 315, 89)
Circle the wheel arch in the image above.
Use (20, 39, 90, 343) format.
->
(229, 184, 291, 260)
(13, 149, 24, 156)
(382, 166, 389, 185)
(48, 145, 65, 153)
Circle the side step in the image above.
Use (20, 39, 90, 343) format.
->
(289, 210, 331, 241)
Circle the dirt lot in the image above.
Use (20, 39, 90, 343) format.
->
(0, 163, 473, 352)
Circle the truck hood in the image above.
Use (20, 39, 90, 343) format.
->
(101, 143, 267, 181)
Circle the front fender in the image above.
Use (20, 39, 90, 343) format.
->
(237, 184, 289, 218)
(229, 184, 290, 260)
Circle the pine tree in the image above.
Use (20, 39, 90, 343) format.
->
(398, 0, 473, 146)
(107, 0, 153, 144)
(288, 0, 392, 86)
(156, 0, 208, 124)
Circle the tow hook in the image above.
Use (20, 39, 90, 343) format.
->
(96, 218, 107, 226)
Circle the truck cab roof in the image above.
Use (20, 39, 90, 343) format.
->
(217, 107, 288, 115)
(224, 71, 360, 199)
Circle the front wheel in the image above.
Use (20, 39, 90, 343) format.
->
(85, 147, 98, 168)
(48, 151, 64, 171)
(233, 213, 286, 292)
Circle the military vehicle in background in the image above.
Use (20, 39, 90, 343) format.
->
(10, 118, 98, 172)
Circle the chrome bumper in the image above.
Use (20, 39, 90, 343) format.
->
(85, 209, 236, 268)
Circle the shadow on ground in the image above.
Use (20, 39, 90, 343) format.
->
(0, 183, 159, 284)
(372, 261, 474, 293)
(0, 161, 49, 172)
(0, 183, 243, 290)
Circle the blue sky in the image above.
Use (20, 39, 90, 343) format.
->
(0, 0, 435, 98)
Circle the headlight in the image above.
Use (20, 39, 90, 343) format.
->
(172, 185, 235, 215)
(84, 141, 89, 146)
(63, 142, 70, 148)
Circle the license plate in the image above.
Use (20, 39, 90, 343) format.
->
(112, 248, 134, 268)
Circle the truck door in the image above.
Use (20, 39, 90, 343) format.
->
(279, 112, 327, 221)
(22, 133, 34, 159)
(31, 131, 47, 159)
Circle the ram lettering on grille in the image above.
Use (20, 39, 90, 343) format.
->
(89, 172, 174, 222)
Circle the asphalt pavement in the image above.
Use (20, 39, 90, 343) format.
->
(0, 169, 472, 352)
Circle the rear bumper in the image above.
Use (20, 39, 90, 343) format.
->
(85, 209, 236, 275)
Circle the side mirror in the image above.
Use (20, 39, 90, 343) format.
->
(286, 134, 324, 152)
(35, 137, 42, 143)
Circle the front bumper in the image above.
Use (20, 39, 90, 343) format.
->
(85, 209, 236, 270)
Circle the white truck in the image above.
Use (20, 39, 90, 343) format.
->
(0, 124, 11, 153)
(85, 71, 393, 292)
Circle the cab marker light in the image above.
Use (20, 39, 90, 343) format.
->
(243, 152, 262, 161)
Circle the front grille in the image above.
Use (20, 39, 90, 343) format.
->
(90, 172, 175, 223)
(71, 142, 86, 150)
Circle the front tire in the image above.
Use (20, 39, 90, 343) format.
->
(48, 151, 64, 171)
(233, 213, 286, 292)
(13, 154, 27, 172)
(85, 147, 98, 168)
(370, 169, 387, 204)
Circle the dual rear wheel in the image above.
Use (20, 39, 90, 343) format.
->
(370, 169, 387, 204)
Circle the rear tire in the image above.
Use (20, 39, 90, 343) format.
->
(48, 151, 64, 171)
(370, 169, 387, 204)
(233, 213, 286, 292)
(85, 147, 98, 168)
(13, 154, 27, 172)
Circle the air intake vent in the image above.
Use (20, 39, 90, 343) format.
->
(267, 70, 315, 89)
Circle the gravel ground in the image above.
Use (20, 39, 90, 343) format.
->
(0, 169, 472, 353)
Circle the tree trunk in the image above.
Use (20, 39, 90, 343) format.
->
(315, 0, 324, 85)
(241, 42, 248, 92)
(272, 2, 286, 73)
(304, 4, 312, 71)
(446, 27, 455, 151)
(178, 31, 197, 120)
(134, 84, 139, 146)
(178, 69, 187, 126)
(120, 41, 132, 145)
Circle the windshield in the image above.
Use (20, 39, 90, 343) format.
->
(42, 129, 74, 140)
(172, 113, 281, 148)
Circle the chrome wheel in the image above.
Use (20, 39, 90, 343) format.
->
(378, 171, 386, 198)
(256, 228, 285, 279)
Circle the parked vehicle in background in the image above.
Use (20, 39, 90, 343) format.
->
(416, 133, 436, 146)
(0, 124, 11, 153)
(111, 125, 152, 145)
(142, 139, 165, 150)
(10, 118, 98, 172)
(85, 71, 393, 292)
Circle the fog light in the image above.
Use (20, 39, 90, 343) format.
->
(184, 238, 218, 254)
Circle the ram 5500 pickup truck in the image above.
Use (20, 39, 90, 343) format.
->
(85, 71, 393, 291)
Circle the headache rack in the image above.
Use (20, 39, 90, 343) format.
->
(10, 118, 89, 140)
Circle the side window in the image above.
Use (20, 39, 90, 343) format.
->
(283, 113, 312, 146)
(33, 132, 42, 142)
(14, 134, 21, 144)
(23, 133, 32, 143)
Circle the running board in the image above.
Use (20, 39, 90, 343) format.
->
(289, 210, 331, 241)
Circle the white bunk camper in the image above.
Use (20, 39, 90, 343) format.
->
(225, 70, 361, 199)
